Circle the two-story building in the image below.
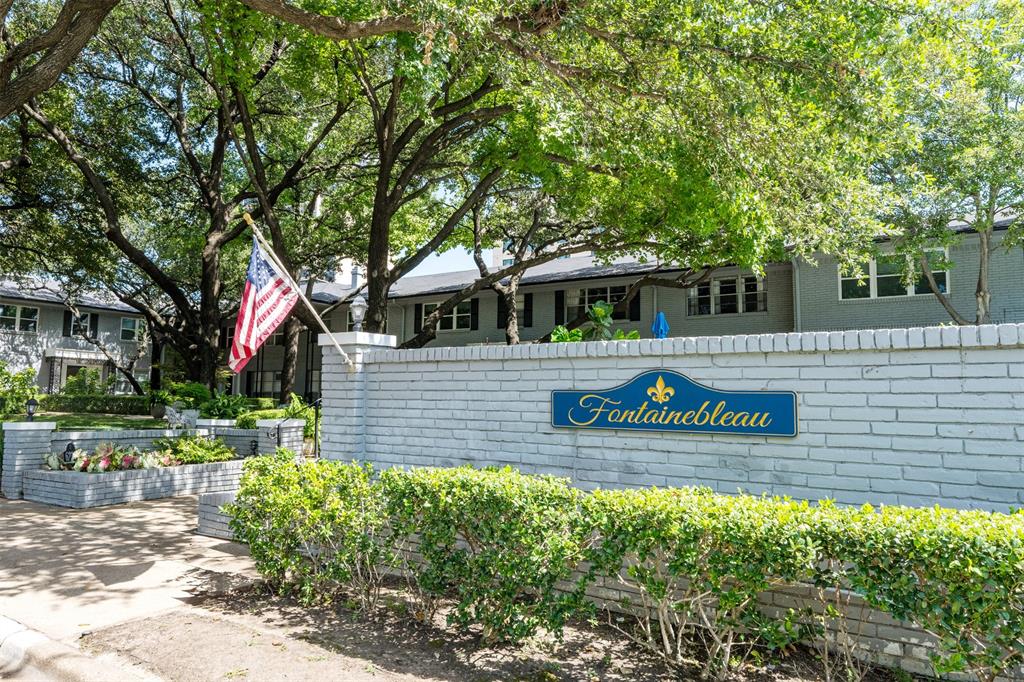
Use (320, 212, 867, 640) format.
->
(0, 280, 149, 393)
(230, 223, 1023, 400)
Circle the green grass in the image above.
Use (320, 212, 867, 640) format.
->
(2, 412, 168, 431)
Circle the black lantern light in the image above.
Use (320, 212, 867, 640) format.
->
(25, 398, 38, 421)
(61, 442, 77, 468)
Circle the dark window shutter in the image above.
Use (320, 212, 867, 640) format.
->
(245, 372, 254, 396)
(62, 311, 72, 337)
(629, 291, 641, 321)
(413, 303, 422, 333)
(554, 290, 565, 325)
(523, 293, 533, 328)
(497, 293, 507, 329)
(89, 313, 99, 338)
(470, 298, 479, 330)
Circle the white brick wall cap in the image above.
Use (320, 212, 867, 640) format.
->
(335, 323, 1024, 365)
(196, 419, 237, 427)
(318, 331, 397, 348)
(1, 422, 56, 431)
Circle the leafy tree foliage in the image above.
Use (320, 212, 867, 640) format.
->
(876, 0, 1023, 324)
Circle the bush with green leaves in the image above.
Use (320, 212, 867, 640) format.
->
(59, 367, 112, 395)
(236, 394, 318, 438)
(165, 381, 212, 408)
(39, 393, 150, 415)
(227, 453, 395, 609)
(0, 360, 38, 416)
(199, 392, 250, 419)
(228, 461, 1024, 681)
(382, 466, 592, 643)
(584, 487, 818, 677)
(550, 301, 641, 343)
(152, 434, 236, 464)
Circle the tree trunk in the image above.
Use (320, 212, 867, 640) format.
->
(975, 229, 992, 324)
(149, 336, 164, 392)
(279, 315, 303, 403)
(504, 288, 520, 345)
(365, 210, 391, 333)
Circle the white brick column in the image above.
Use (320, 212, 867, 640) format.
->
(1, 421, 56, 499)
(317, 332, 397, 460)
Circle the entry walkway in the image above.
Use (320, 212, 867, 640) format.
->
(0, 496, 255, 643)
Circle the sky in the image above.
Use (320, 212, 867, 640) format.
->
(407, 248, 478, 277)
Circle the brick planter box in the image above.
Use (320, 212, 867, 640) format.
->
(197, 492, 237, 540)
(22, 460, 244, 508)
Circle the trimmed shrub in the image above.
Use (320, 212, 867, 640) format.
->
(166, 381, 212, 408)
(0, 360, 37, 416)
(381, 466, 592, 643)
(236, 404, 318, 439)
(235, 408, 286, 429)
(39, 393, 150, 415)
(228, 461, 1024, 681)
(228, 454, 394, 608)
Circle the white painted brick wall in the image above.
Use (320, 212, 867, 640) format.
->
(320, 324, 1024, 512)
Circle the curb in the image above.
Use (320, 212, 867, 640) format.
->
(0, 615, 140, 681)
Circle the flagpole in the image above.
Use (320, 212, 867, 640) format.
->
(242, 213, 354, 371)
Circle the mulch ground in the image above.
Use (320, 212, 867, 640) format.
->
(81, 579, 917, 682)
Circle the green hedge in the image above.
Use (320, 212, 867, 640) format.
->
(229, 460, 1024, 681)
(39, 393, 150, 415)
(236, 408, 317, 438)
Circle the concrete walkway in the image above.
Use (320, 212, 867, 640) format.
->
(0, 496, 255, 643)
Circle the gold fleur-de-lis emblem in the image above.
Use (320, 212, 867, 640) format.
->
(646, 375, 675, 404)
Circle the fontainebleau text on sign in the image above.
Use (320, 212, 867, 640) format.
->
(551, 370, 798, 437)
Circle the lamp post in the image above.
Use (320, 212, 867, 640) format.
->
(25, 398, 38, 422)
(349, 294, 368, 332)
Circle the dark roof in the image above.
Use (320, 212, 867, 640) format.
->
(0, 279, 137, 313)
(388, 255, 676, 299)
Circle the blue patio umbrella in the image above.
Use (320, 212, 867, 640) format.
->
(651, 311, 670, 339)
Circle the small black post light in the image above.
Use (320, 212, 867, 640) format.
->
(61, 442, 77, 469)
(349, 293, 368, 332)
(25, 398, 38, 422)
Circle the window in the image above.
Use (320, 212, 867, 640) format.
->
(120, 318, 142, 341)
(423, 301, 472, 331)
(248, 370, 281, 397)
(0, 305, 38, 333)
(502, 257, 515, 267)
(566, 285, 628, 320)
(688, 276, 766, 316)
(71, 313, 91, 336)
(838, 250, 948, 300)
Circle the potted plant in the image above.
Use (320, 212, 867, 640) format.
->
(149, 389, 171, 419)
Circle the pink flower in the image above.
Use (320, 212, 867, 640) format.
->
(98, 457, 110, 472)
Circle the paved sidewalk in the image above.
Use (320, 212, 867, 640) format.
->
(0, 496, 255, 643)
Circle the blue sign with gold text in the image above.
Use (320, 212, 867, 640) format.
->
(551, 370, 798, 437)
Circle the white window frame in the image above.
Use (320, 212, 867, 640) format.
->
(120, 317, 142, 342)
(837, 249, 949, 301)
(0, 304, 39, 333)
(423, 301, 472, 332)
(687, 275, 766, 317)
(70, 312, 92, 336)
(566, 285, 629, 320)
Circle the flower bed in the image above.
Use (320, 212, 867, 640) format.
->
(43, 435, 236, 473)
(23, 460, 243, 508)
(23, 435, 243, 508)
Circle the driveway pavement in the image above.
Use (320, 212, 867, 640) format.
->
(0, 496, 255, 643)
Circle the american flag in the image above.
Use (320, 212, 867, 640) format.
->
(228, 237, 298, 373)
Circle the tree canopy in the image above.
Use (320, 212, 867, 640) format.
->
(0, 0, 986, 386)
